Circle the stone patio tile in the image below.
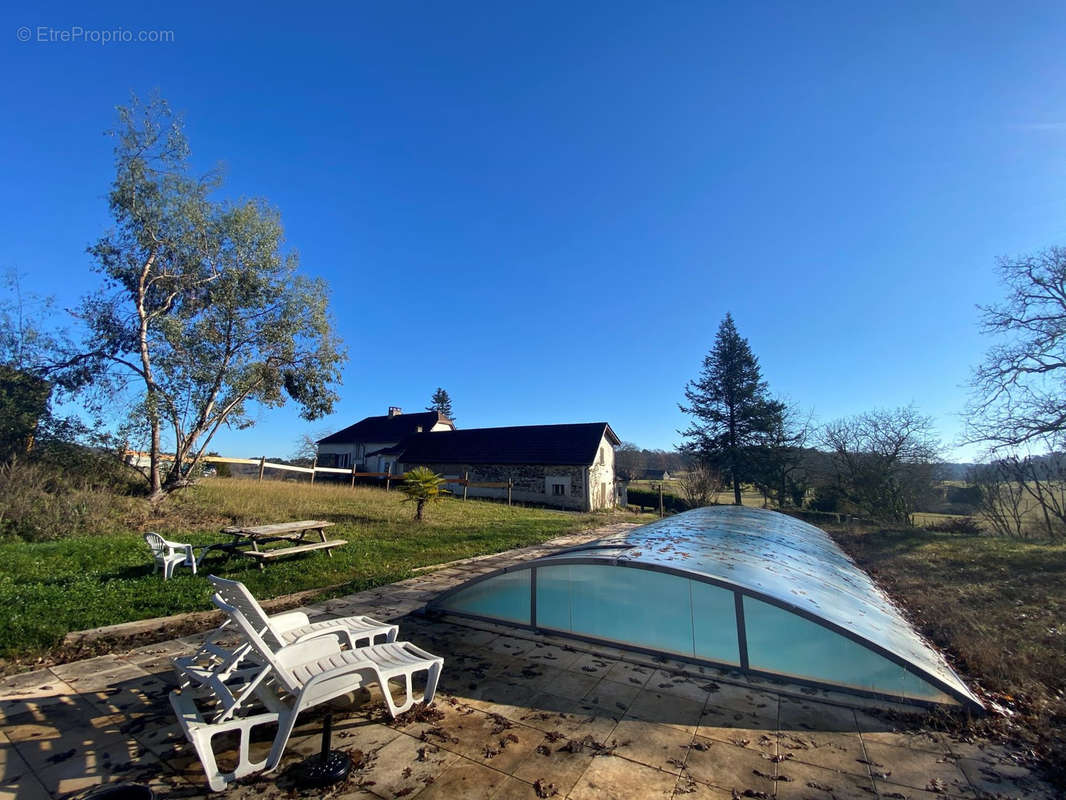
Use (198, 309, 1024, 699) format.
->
(417, 756, 509, 799)
(522, 643, 582, 670)
(872, 777, 977, 799)
(0, 768, 51, 800)
(569, 753, 678, 800)
(462, 678, 540, 718)
(697, 684, 778, 743)
(603, 660, 655, 689)
(944, 737, 1018, 764)
(852, 709, 957, 756)
(566, 652, 619, 680)
(772, 759, 878, 798)
(624, 688, 705, 733)
(351, 733, 459, 799)
(862, 740, 973, 796)
(489, 775, 555, 799)
(32, 735, 162, 797)
(670, 776, 734, 798)
(0, 729, 37, 787)
(0, 674, 80, 725)
(646, 670, 716, 705)
(609, 716, 694, 774)
(5, 708, 130, 774)
(0, 670, 62, 697)
(776, 729, 870, 776)
(957, 757, 1057, 799)
(470, 722, 543, 775)
(517, 693, 623, 744)
(485, 637, 538, 660)
(682, 735, 777, 796)
(581, 677, 643, 716)
(514, 664, 600, 702)
(510, 731, 597, 795)
(779, 696, 860, 734)
(50, 655, 154, 693)
(81, 675, 175, 720)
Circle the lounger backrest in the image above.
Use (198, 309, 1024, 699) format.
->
(210, 590, 302, 695)
(144, 532, 167, 559)
(207, 575, 287, 650)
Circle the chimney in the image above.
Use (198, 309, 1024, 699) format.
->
(388, 406, 402, 417)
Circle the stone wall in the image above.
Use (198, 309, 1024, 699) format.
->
(410, 462, 591, 510)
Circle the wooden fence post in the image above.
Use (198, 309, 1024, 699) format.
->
(463, 471, 468, 501)
(310, 457, 317, 485)
(258, 456, 266, 482)
(658, 482, 664, 518)
(507, 478, 513, 506)
(385, 464, 391, 493)
(350, 464, 357, 488)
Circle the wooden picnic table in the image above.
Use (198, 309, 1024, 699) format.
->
(214, 520, 346, 569)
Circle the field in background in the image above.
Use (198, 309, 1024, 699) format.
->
(833, 525, 1066, 788)
(0, 478, 641, 662)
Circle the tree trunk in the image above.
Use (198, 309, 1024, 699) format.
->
(416, 499, 425, 521)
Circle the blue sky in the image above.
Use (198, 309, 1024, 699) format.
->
(3, 2, 1066, 461)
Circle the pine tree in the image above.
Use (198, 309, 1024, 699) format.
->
(679, 314, 784, 505)
(426, 387, 454, 420)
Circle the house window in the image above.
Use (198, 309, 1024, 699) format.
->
(599, 447, 605, 465)
(338, 453, 350, 468)
(552, 483, 566, 496)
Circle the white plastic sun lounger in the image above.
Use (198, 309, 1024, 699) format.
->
(172, 576, 400, 722)
(169, 580, 443, 790)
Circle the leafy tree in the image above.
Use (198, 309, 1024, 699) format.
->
(820, 406, 940, 523)
(679, 314, 784, 504)
(426, 387, 454, 420)
(73, 96, 346, 499)
(401, 466, 448, 521)
(968, 247, 1066, 452)
(0, 272, 89, 459)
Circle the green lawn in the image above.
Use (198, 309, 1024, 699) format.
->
(0, 478, 631, 661)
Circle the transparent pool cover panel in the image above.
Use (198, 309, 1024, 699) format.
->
(536, 565, 739, 662)
(435, 569, 529, 623)
(430, 506, 979, 708)
(743, 596, 953, 703)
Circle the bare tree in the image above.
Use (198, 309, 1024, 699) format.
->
(968, 247, 1066, 452)
(677, 463, 722, 508)
(820, 406, 940, 523)
(613, 441, 647, 481)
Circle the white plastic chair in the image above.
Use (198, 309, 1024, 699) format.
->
(144, 532, 197, 579)
(171, 591, 443, 789)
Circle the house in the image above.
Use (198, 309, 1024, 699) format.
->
(316, 407, 454, 473)
(394, 422, 621, 511)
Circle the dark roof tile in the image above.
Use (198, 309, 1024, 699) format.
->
(397, 422, 619, 466)
(318, 412, 452, 444)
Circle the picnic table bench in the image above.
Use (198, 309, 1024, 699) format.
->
(209, 520, 346, 570)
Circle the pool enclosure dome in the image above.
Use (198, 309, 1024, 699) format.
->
(427, 505, 982, 710)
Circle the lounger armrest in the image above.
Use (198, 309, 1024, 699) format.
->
(268, 611, 311, 632)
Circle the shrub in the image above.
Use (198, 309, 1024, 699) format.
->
(0, 446, 142, 541)
(807, 485, 845, 513)
(626, 487, 689, 513)
(924, 516, 983, 535)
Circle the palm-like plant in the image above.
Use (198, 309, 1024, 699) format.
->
(401, 466, 448, 521)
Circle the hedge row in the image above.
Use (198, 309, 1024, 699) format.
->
(626, 487, 690, 513)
